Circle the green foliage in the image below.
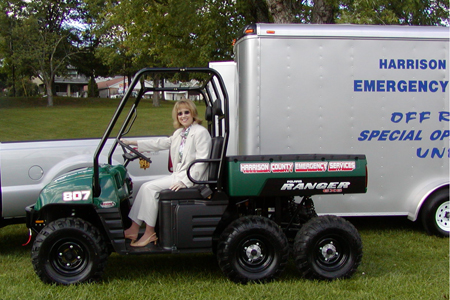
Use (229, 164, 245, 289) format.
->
(87, 76, 99, 97)
(94, 0, 247, 70)
(338, 0, 450, 25)
(0, 68, 7, 94)
(6, 76, 39, 97)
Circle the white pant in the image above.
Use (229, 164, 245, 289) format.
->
(128, 175, 175, 227)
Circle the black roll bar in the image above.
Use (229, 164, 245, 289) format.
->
(92, 67, 230, 197)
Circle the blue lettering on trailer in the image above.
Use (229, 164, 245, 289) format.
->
(358, 130, 424, 141)
(379, 59, 446, 70)
(354, 80, 449, 92)
(354, 58, 448, 92)
(357, 112, 450, 159)
(354, 58, 449, 158)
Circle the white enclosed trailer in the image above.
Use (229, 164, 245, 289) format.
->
(211, 23, 449, 236)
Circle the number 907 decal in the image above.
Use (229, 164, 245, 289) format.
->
(63, 190, 91, 201)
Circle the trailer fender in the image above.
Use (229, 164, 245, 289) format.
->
(407, 179, 449, 222)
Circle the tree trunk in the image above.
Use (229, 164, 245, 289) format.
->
(248, 0, 271, 23)
(153, 90, 161, 107)
(312, 0, 337, 24)
(266, 0, 295, 23)
(11, 64, 16, 97)
(152, 74, 161, 107)
(46, 83, 54, 107)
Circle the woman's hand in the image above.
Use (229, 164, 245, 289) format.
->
(170, 181, 186, 192)
(120, 139, 137, 146)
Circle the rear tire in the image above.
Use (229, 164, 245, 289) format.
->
(420, 189, 449, 237)
(31, 218, 109, 285)
(217, 216, 289, 284)
(293, 215, 362, 280)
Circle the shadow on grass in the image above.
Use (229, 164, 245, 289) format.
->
(344, 216, 424, 234)
(104, 252, 225, 282)
(103, 251, 307, 283)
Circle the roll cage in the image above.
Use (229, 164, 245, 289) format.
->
(92, 68, 230, 197)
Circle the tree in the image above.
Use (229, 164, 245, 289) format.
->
(3, 0, 90, 106)
(69, 0, 110, 82)
(338, 0, 450, 25)
(262, 0, 449, 25)
(238, 0, 448, 25)
(12, 18, 78, 105)
(0, 58, 10, 95)
(87, 76, 98, 97)
(266, 0, 296, 23)
(94, 0, 248, 105)
(0, 0, 20, 97)
(93, 0, 144, 84)
(238, 0, 272, 23)
(311, 0, 338, 24)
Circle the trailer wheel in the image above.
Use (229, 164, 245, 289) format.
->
(420, 189, 449, 237)
(294, 215, 362, 280)
(31, 217, 109, 285)
(217, 216, 289, 284)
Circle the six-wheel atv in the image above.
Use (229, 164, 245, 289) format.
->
(26, 68, 367, 284)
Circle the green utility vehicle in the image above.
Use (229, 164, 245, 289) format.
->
(26, 68, 367, 285)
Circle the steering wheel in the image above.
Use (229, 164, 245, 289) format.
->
(117, 139, 152, 165)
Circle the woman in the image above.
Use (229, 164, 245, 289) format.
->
(122, 99, 212, 247)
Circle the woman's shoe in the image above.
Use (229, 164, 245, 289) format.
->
(124, 233, 138, 243)
(130, 233, 158, 247)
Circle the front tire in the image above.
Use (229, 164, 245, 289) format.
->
(293, 215, 362, 280)
(420, 189, 449, 237)
(217, 216, 289, 284)
(31, 218, 109, 285)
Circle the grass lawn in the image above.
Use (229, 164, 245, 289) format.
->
(0, 220, 448, 300)
(0, 97, 448, 299)
(0, 97, 203, 141)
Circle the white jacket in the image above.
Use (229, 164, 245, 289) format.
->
(137, 124, 212, 187)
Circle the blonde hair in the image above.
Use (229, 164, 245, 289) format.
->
(172, 98, 203, 128)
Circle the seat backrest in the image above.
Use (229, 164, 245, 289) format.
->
(208, 136, 224, 182)
(206, 99, 224, 137)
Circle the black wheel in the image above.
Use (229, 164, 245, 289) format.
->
(420, 188, 449, 237)
(294, 215, 362, 280)
(31, 218, 109, 285)
(217, 216, 289, 284)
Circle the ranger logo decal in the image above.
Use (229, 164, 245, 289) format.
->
(281, 180, 350, 191)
